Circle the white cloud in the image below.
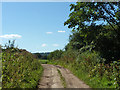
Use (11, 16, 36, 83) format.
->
(53, 44, 59, 47)
(58, 31, 65, 33)
(46, 32, 53, 34)
(0, 34, 22, 39)
(41, 44, 47, 47)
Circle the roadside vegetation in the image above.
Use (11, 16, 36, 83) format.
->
(48, 2, 120, 89)
(0, 52, 2, 89)
(2, 40, 43, 88)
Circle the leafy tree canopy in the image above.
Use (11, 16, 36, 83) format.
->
(64, 2, 120, 63)
(64, 2, 120, 33)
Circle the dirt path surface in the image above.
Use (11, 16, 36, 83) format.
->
(38, 64, 90, 88)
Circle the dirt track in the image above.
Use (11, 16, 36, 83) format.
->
(38, 64, 90, 88)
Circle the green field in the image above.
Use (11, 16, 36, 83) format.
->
(39, 59, 49, 64)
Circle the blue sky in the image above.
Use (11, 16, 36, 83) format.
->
(2, 2, 75, 53)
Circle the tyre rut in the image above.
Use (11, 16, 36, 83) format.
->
(38, 64, 90, 88)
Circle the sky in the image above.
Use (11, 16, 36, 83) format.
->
(2, 2, 75, 53)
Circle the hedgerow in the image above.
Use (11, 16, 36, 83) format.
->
(2, 46, 43, 88)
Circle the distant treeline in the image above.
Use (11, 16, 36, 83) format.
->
(33, 52, 50, 59)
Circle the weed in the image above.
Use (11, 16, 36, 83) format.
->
(57, 69, 66, 88)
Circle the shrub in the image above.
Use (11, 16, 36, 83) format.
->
(2, 47, 43, 88)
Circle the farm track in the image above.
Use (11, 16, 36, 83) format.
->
(38, 64, 91, 89)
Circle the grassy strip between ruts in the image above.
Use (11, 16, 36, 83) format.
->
(57, 69, 66, 88)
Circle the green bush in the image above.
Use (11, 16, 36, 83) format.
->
(2, 48, 43, 88)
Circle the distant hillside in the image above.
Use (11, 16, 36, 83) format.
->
(32, 52, 50, 59)
(40, 52, 50, 56)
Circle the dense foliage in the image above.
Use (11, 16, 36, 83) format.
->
(64, 2, 120, 63)
(48, 50, 63, 60)
(2, 41, 43, 88)
(49, 2, 120, 89)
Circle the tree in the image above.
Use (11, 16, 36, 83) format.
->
(64, 2, 120, 63)
(64, 2, 120, 33)
(33, 53, 42, 59)
(48, 50, 63, 60)
(5, 40, 15, 49)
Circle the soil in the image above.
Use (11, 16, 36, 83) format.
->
(38, 64, 91, 88)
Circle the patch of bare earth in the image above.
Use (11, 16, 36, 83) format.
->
(38, 64, 63, 88)
(38, 64, 90, 89)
